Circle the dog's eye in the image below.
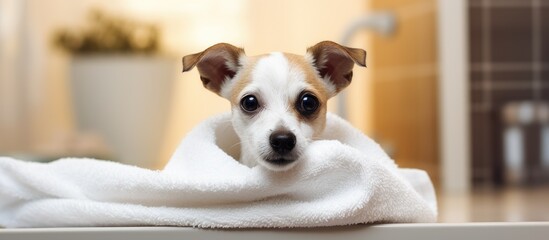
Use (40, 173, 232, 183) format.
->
(297, 92, 319, 116)
(240, 95, 260, 112)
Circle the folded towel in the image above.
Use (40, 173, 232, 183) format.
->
(0, 112, 437, 228)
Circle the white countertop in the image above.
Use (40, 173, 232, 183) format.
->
(1, 222, 548, 240)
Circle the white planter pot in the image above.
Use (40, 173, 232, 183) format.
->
(70, 55, 175, 168)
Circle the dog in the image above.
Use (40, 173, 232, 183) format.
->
(182, 41, 366, 171)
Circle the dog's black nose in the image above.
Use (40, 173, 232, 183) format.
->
(269, 131, 296, 155)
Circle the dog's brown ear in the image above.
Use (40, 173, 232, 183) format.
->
(182, 43, 245, 95)
(307, 41, 366, 93)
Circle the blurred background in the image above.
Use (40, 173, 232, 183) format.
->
(0, 0, 548, 223)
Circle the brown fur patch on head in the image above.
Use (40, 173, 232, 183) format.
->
(284, 53, 330, 98)
(284, 53, 329, 137)
(228, 55, 264, 106)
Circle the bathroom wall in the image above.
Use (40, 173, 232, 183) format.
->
(0, 0, 372, 169)
(469, 0, 549, 186)
(369, 0, 440, 183)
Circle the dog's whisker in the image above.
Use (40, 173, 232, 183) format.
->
(227, 141, 242, 150)
(310, 137, 326, 141)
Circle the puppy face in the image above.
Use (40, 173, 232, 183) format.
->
(182, 41, 366, 171)
(225, 53, 329, 170)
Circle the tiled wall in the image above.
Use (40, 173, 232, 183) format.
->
(469, 0, 549, 186)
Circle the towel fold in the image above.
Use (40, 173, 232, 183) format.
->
(0, 112, 437, 228)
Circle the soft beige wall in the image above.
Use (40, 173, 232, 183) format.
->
(16, 0, 250, 157)
(0, 0, 24, 152)
(17, 0, 96, 152)
(11, 0, 372, 168)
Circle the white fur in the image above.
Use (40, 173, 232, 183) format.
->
(228, 52, 316, 171)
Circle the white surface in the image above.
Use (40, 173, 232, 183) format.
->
(437, 0, 471, 193)
(1, 223, 549, 240)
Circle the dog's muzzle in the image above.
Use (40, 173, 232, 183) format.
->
(266, 130, 297, 165)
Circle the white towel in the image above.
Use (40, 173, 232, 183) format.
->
(0, 112, 437, 228)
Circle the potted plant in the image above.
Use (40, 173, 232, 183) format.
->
(54, 10, 175, 168)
